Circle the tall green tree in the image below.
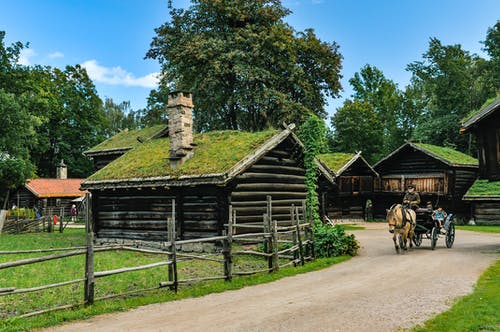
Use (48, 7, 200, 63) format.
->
(330, 100, 383, 163)
(407, 38, 492, 152)
(349, 64, 405, 154)
(146, 0, 342, 131)
(103, 98, 140, 137)
(482, 21, 500, 95)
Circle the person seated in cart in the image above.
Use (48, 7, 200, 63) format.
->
(432, 207, 447, 234)
(402, 184, 421, 210)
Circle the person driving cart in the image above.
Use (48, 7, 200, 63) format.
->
(402, 184, 421, 210)
(432, 207, 447, 234)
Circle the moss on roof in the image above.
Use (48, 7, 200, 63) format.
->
(414, 143, 478, 166)
(87, 125, 167, 153)
(462, 96, 500, 124)
(87, 129, 279, 181)
(465, 179, 500, 197)
(317, 153, 355, 174)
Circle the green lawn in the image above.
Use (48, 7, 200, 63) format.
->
(0, 229, 351, 331)
(456, 225, 500, 233)
(411, 260, 500, 332)
(338, 224, 366, 230)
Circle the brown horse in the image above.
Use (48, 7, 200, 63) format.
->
(386, 204, 416, 253)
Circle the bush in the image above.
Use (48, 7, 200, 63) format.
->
(314, 223, 359, 257)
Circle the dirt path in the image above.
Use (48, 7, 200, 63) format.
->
(44, 224, 499, 332)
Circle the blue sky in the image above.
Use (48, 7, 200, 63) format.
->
(1, 0, 499, 119)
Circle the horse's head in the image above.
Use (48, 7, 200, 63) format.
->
(386, 204, 400, 233)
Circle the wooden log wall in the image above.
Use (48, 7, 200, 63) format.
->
(471, 201, 500, 225)
(230, 138, 307, 224)
(93, 186, 224, 242)
(453, 168, 479, 198)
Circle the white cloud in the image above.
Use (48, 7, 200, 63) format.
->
(18, 49, 36, 65)
(48, 51, 64, 59)
(81, 59, 159, 88)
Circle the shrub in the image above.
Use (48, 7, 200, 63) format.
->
(314, 223, 359, 257)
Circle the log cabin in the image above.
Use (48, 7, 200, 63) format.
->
(461, 97, 500, 225)
(13, 161, 87, 217)
(81, 92, 335, 244)
(372, 142, 478, 220)
(317, 152, 378, 220)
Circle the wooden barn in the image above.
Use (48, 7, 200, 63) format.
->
(372, 142, 478, 220)
(13, 161, 87, 216)
(81, 92, 334, 243)
(461, 97, 500, 225)
(84, 124, 168, 171)
(317, 152, 378, 220)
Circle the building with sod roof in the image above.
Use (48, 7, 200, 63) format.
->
(372, 142, 478, 220)
(461, 97, 500, 225)
(317, 152, 378, 220)
(81, 92, 335, 243)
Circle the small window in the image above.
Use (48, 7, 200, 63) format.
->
(56, 199, 61, 207)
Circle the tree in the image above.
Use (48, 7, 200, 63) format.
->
(407, 38, 493, 152)
(146, 0, 342, 131)
(349, 64, 405, 155)
(103, 98, 140, 137)
(330, 100, 383, 163)
(483, 21, 500, 94)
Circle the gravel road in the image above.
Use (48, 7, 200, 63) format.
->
(43, 223, 499, 332)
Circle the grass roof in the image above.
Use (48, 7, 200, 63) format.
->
(465, 179, 500, 197)
(414, 143, 478, 166)
(86, 125, 167, 153)
(87, 129, 279, 181)
(317, 153, 355, 174)
(461, 96, 500, 124)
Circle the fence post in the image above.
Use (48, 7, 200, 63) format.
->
(266, 195, 272, 224)
(295, 206, 305, 266)
(291, 205, 298, 266)
(167, 217, 178, 293)
(84, 194, 94, 305)
(272, 220, 279, 272)
(223, 205, 233, 281)
(47, 208, 53, 233)
(59, 207, 64, 233)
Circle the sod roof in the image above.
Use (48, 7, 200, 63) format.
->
(461, 96, 500, 131)
(87, 129, 279, 181)
(463, 179, 500, 200)
(317, 153, 356, 174)
(85, 124, 168, 154)
(413, 143, 478, 166)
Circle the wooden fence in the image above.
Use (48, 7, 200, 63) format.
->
(0, 195, 314, 319)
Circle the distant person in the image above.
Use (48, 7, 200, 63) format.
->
(71, 204, 77, 222)
(402, 184, 421, 211)
(432, 207, 447, 234)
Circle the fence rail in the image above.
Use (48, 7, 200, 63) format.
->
(0, 195, 314, 319)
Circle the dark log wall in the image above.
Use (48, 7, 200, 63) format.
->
(90, 152, 126, 171)
(476, 111, 500, 181)
(93, 186, 225, 242)
(230, 137, 307, 224)
(373, 147, 477, 220)
(471, 201, 500, 225)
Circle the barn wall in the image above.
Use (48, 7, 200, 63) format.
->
(471, 201, 500, 225)
(230, 138, 307, 224)
(93, 186, 225, 242)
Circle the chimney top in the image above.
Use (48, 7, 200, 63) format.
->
(56, 159, 68, 179)
(167, 91, 194, 108)
(167, 92, 194, 169)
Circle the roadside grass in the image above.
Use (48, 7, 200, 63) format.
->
(338, 224, 365, 230)
(411, 260, 499, 332)
(0, 230, 351, 332)
(456, 225, 500, 233)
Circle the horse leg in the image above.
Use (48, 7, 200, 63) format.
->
(393, 233, 399, 253)
(403, 230, 408, 251)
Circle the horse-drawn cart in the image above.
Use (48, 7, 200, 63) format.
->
(413, 209, 455, 250)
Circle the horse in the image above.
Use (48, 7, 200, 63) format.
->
(386, 204, 416, 253)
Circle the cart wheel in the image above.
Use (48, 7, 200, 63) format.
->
(413, 233, 422, 247)
(431, 227, 438, 250)
(446, 224, 455, 248)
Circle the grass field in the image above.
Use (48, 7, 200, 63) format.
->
(411, 260, 500, 332)
(0, 229, 350, 331)
(456, 225, 500, 233)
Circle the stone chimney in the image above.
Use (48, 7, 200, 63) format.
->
(56, 160, 67, 179)
(167, 91, 194, 168)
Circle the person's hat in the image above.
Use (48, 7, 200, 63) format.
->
(407, 184, 415, 189)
